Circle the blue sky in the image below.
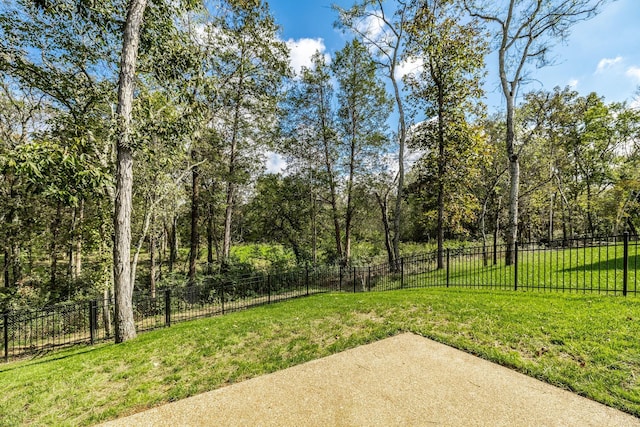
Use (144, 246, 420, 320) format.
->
(267, 0, 640, 110)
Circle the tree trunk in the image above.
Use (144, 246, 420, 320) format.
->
(50, 202, 62, 293)
(548, 193, 555, 243)
(479, 190, 493, 267)
(222, 65, 245, 266)
(113, 0, 147, 343)
(114, 146, 136, 342)
(189, 161, 200, 283)
(328, 176, 343, 263)
(149, 213, 156, 299)
(493, 198, 500, 266)
(586, 183, 595, 235)
(100, 222, 112, 339)
(207, 202, 214, 273)
(506, 155, 519, 265)
(68, 205, 77, 280)
(167, 216, 178, 273)
(222, 181, 234, 266)
(5, 192, 20, 287)
(75, 198, 84, 278)
(222, 193, 235, 267)
(436, 77, 445, 270)
(3, 249, 9, 288)
(318, 83, 343, 262)
(504, 86, 519, 266)
(310, 179, 318, 267)
(67, 199, 84, 280)
(390, 63, 405, 270)
(375, 191, 394, 266)
(11, 244, 20, 289)
(344, 135, 356, 266)
(103, 287, 112, 339)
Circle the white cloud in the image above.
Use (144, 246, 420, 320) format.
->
(568, 79, 579, 89)
(286, 38, 327, 76)
(355, 14, 385, 40)
(395, 56, 424, 80)
(265, 152, 287, 174)
(626, 66, 640, 82)
(596, 56, 623, 73)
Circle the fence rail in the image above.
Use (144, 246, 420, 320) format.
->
(2, 233, 638, 362)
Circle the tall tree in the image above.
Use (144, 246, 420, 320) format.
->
(334, 0, 416, 267)
(244, 174, 313, 264)
(113, 0, 148, 342)
(518, 87, 630, 238)
(0, 0, 119, 296)
(463, 0, 607, 264)
(332, 39, 392, 264)
(404, 0, 487, 268)
(281, 52, 343, 263)
(210, 1, 289, 267)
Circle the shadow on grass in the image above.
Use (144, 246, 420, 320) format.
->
(0, 344, 105, 373)
(561, 255, 640, 273)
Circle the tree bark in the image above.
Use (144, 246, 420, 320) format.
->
(103, 287, 112, 339)
(189, 161, 200, 283)
(548, 193, 555, 243)
(206, 201, 218, 273)
(114, 146, 136, 341)
(222, 63, 245, 267)
(75, 198, 84, 278)
(113, 0, 147, 343)
(3, 249, 9, 288)
(50, 202, 62, 293)
(436, 73, 445, 270)
(344, 119, 357, 266)
(506, 152, 520, 265)
(344, 181, 354, 265)
(503, 83, 519, 265)
(149, 212, 156, 299)
(375, 190, 394, 266)
(311, 185, 317, 267)
(68, 206, 77, 280)
(167, 216, 178, 272)
(390, 67, 405, 270)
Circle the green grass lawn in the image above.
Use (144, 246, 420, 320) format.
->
(1, 288, 640, 426)
(374, 242, 640, 294)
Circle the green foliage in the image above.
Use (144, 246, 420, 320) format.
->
(403, 0, 488, 242)
(517, 87, 636, 238)
(229, 243, 296, 272)
(4, 138, 106, 205)
(243, 174, 314, 265)
(0, 0, 635, 315)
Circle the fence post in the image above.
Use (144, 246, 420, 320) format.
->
(339, 267, 343, 292)
(3, 313, 8, 362)
(89, 300, 97, 345)
(514, 242, 519, 291)
(165, 289, 171, 327)
(400, 258, 405, 289)
(623, 232, 629, 297)
(446, 249, 450, 288)
(368, 266, 371, 291)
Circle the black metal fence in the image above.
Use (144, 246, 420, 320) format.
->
(2, 234, 638, 362)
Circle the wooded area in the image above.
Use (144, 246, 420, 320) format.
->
(1, 0, 638, 341)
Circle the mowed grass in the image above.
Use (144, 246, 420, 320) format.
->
(380, 242, 640, 294)
(1, 288, 640, 426)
